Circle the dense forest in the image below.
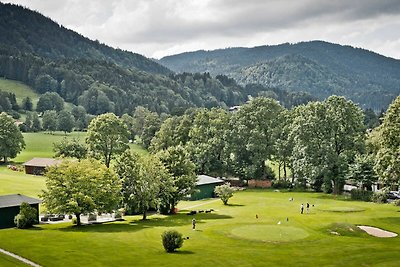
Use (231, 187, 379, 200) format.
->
(160, 41, 400, 110)
(0, 3, 316, 116)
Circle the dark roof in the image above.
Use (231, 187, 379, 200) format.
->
(196, 175, 224, 186)
(23, 158, 62, 167)
(0, 194, 41, 208)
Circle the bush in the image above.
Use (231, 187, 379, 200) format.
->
(350, 189, 373, 202)
(72, 217, 77, 225)
(214, 183, 235, 205)
(393, 199, 400, 206)
(14, 202, 38, 229)
(371, 191, 388, 203)
(114, 210, 122, 219)
(161, 230, 184, 252)
(272, 180, 291, 189)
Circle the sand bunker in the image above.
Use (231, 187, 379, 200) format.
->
(357, 226, 398, 238)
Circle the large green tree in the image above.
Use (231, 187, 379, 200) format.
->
(86, 113, 130, 168)
(374, 96, 400, 187)
(41, 159, 121, 226)
(186, 108, 230, 175)
(156, 145, 196, 213)
(0, 112, 25, 162)
(57, 110, 75, 134)
(53, 137, 87, 160)
(224, 97, 284, 180)
(115, 151, 172, 219)
(36, 92, 64, 112)
(290, 96, 365, 193)
(42, 110, 57, 133)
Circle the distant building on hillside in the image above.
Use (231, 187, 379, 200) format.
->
(190, 175, 224, 200)
(0, 194, 41, 228)
(23, 158, 62, 175)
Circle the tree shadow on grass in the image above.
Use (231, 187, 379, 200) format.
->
(226, 203, 245, 207)
(24, 225, 44, 231)
(58, 213, 232, 233)
(171, 250, 195, 255)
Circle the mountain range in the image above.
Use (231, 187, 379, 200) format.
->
(160, 41, 400, 110)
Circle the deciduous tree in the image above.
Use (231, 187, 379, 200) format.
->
(86, 113, 130, 168)
(374, 96, 400, 187)
(0, 112, 25, 162)
(41, 159, 121, 226)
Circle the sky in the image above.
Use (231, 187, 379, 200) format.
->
(3, 0, 400, 59)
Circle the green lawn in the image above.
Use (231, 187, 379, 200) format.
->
(0, 190, 399, 266)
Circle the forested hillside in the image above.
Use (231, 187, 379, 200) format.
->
(160, 41, 400, 110)
(0, 2, 170, 75)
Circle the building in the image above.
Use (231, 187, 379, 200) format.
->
(23, 158, 62, 175)
(190, 175, 224, 200)
(0, 194, 41, 228)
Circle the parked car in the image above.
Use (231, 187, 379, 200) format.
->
(387, 191, 400, 202)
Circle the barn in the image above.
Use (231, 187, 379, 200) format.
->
(190, 175, 224, 200)
(23, 158, 62, 175)
(0, 194, 41, 228)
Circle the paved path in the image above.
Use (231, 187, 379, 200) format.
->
(180, 199, 220, 210)
(0, 248, 42, 267)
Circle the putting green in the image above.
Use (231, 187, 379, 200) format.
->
(231, 225, 309, 242)
(319, 207, 365, 212)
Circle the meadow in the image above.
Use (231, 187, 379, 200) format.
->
(0, 190, 399, 266)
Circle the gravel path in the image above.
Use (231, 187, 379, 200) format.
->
(0, 248, 42, 267)
(357, 226, 398, 238)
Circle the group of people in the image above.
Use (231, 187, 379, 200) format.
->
(300, 203, 311, 214)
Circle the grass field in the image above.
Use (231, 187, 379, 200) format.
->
(0, 190, 399, 266)
(0, 78, 39, 107)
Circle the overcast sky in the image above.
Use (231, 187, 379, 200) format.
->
(3, 0, 400, 59)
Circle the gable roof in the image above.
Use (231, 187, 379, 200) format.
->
(23, 158, 62, 167)
(196, 175, 224, 186)
(0, 194, 41, 208)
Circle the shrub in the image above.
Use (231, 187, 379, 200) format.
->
(214, 183, 235, 205)
(371, 191, 388, 203)
(393, 199, 400, 206)
(14, 202, 38, 229)
(72, 217, 77, 225)
(114, 210, 122, 219)
(350, 189, 373, 202)
(272, 180, 291, 189)
(161, 230, 184, 252)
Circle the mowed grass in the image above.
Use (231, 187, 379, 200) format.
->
(0, 190, 399, 266)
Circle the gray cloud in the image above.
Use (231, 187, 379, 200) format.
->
(3, 0, 400, 59)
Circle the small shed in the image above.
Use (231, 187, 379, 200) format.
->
(191, 175, 224, 200)
(23, 158, 62, 175)
(0, 194, 41, 228)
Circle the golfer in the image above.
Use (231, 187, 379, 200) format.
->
(300, 203, 304, 214)
(192, 218, 196, 230)
(306, 203, 310, 214)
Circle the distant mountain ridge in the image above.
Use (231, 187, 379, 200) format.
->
(160, 41, 400, 110)
(0, 2, 171, 75)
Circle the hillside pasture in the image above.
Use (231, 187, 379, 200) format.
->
(0, 78, 39, 107)
(0, 190, 399, 266)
